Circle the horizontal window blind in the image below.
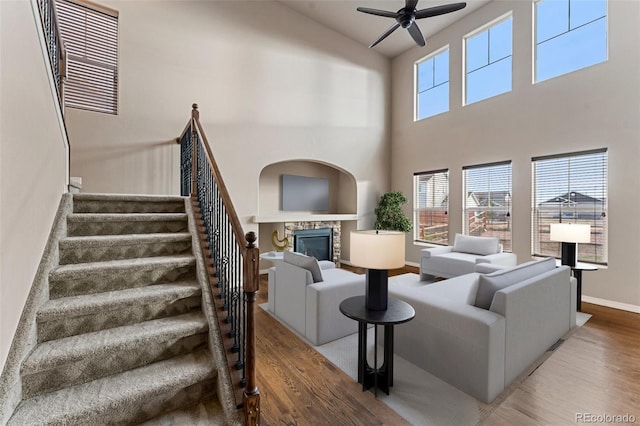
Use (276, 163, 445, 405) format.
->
(463, 161, 512, 252)
(56, 0, 118, 114)
(532, 149, 607, 264)
(414, 170, 449, 245)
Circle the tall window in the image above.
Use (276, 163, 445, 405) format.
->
(464, 14, 512, 105)
(415, 47, 449, 120)
(463, 162, 512, 252)
(414, 170, 449, 245)
(56, 0, 119, 114)
(535, 0, 607, 83)
(532, 149, 607, 264)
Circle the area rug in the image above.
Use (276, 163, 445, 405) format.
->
(259, 275, 591, 426)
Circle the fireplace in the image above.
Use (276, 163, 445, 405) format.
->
(293, 228, 333, 261)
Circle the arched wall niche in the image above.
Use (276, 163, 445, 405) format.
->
(258, 159, 357, 217)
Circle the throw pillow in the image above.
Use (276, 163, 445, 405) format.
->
(283, 250, 324, 283)
(474, 257, 556, 310)
(452, 234, 500, 256)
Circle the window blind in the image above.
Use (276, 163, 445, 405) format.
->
(414, 169, 449, 245)
(56, 0, 118, 114)
(463, 161, 512, 252)
(532, 149, 607, 264)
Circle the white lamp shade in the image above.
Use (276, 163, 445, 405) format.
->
(350, 230, 405, 270)
(550, 223, 591, 243)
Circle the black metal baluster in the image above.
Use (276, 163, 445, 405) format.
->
(178, 113, 250, 395)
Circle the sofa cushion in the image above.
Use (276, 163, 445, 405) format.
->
(474, 257, 556, 309)
(422, 251, 481, 277)
(283, 250, 323, 283)
(453, 234, 500, 256)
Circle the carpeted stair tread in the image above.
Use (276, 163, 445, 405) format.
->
(73, 193, 186, 203)
(8, 350, 217, 426)
(67, 213, 189, 236)
(38, 281, 201, 323)
(73, 194, 186, 214)
(137, 399, 226, 425)
(60, 232, 192, 248)
(48, 255, 197, 299)
(22, 312, 209, 376)
(50, 255, 195, 279)
(67, 213, 188, 223)
(59, 233, 193, 264)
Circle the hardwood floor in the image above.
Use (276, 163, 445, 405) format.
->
(255, 265, 640, 425)
(483, 302, 640, 425)
(254, 267, 408, 426)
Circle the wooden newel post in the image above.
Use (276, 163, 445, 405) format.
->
(243, 231, 260, 426)
(190, 103, 199, 196)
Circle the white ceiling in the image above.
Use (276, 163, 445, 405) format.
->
(278, 0, 492, 58)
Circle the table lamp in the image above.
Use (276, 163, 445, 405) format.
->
(550, 223, 591, 267)
(350, 230, 405, 310)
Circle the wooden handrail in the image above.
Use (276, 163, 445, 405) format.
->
(179, 104, 261, 425)
(191, 105, 246, 249)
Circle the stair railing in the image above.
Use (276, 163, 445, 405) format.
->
(35, 0, 67, 108)
(178, 104, 260, 425)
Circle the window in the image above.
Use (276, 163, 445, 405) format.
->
(415, 47, 449, 120)
(414, 170, 449, 245)
(535, 0, 607, 83)
(532, 149, 607, 264)
(464, 14, 512, 105)
(463, 161, 512, 252)
(56, 0, 119, 114)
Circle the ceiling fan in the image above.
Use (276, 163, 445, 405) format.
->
(357, 1, 467, 48)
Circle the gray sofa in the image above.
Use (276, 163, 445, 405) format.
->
(390, 257, 577, 403)
(420, 233, 517, 280)
(267, 251, 365, 345)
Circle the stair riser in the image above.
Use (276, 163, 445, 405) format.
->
(19, 379, 218, 426)
(22, 332, 209, 399)
(130, 379, 218, 425)
(37, 296, 202, 342)
(49, 265, 196, 299)
(68, 220, 188, 236)
(59, 240, 192, 265)
(74, 200, 185, 214)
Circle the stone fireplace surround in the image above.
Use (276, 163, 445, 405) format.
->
(284, 221, 341, 266)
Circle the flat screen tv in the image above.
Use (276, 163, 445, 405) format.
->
(281, 174, 329, 212)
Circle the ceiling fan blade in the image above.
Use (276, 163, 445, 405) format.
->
(415, 2, 467, 19)
(407, 21, 426, 46)
(369, 22, 401, 48)
(356, 7, 399, 19)
(405, 0, 419, 11)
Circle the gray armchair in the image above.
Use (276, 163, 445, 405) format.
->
(420, 234, 517, 280)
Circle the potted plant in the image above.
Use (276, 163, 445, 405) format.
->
(374, 191, 413, 232)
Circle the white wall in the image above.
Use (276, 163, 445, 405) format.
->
(391, 0, 640, 307)
(0, 0, 67, 369)
(65, 1, 392, 246)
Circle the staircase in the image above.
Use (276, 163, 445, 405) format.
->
(7, 194, 228, 425)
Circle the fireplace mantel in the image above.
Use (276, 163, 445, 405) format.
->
(252, 214, 357, 224)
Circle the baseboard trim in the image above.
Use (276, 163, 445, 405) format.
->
(582, 296, 640, 314)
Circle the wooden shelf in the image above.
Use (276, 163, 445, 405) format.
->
(252, 214, 358, 224)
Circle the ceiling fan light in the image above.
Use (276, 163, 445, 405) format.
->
(357, 0, 467, 48)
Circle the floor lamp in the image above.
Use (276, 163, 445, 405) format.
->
(550, 223, 591, 267)
(350, 230, 405, 311)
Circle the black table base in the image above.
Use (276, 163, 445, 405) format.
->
(358, 322, 395, 395)
(340, 296, 415, 397)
